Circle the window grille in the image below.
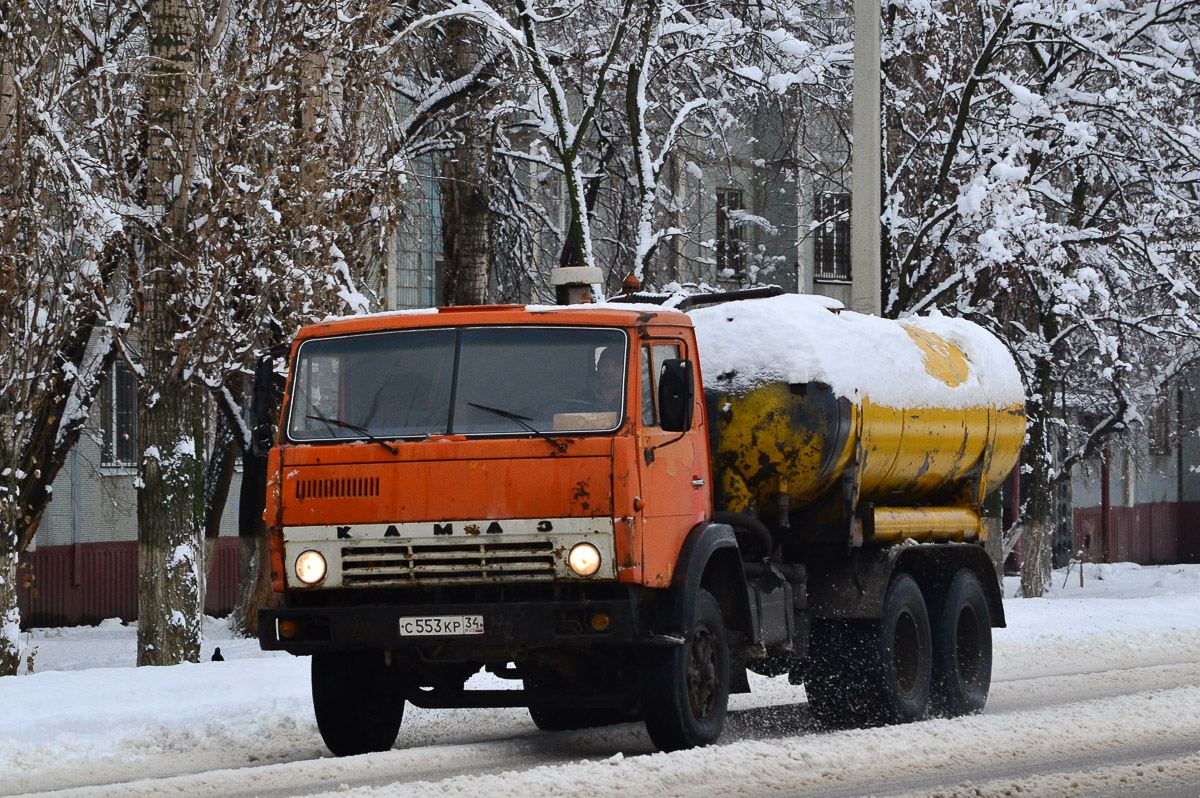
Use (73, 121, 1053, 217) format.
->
(716, 188, 745, 276)
(394, 157, 442, 309)
(101, 360, 138, 466)
(814, 192, 851, 282)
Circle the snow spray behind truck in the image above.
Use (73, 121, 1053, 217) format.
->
(258, 290, 1025, 755)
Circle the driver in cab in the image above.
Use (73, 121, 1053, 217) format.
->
(594, 347, 624, 412)
(542, 347, 624, 433)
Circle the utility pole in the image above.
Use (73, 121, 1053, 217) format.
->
(850, 0, 882, 316)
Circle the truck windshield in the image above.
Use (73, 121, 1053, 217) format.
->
(286, 326, 627, 443)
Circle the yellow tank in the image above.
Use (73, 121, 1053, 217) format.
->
(692, 297, 1025, 545)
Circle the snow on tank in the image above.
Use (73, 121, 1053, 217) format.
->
(689, 293, 1024, 411)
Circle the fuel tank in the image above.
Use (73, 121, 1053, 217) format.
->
(690, 295, 1025, 535)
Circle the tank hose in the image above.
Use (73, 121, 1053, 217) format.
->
(713, 511, 774, 562)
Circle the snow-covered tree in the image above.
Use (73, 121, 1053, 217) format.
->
(0, 0, 416, 667)
(0, 0, 133, 676)
(122, 0, 415, 659)
(396, 0, 848, 297)
(882, 0, 1200, 594)
(622, 0, 851, 283)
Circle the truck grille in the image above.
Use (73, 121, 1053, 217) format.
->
(296, 477, 380, 500)
(341, 540, 556, 585)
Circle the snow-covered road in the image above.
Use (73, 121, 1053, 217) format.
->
(4, 563, 1200, 798)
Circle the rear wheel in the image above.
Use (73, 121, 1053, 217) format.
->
(930, 569, 992, 716)
(312, 651, 405, 756)
(642, 589, 730, 751)
(874, 574, 933, 724)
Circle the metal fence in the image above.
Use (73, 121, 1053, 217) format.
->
(16, 537, 240, 628)
(1073, 501, 1200, 565)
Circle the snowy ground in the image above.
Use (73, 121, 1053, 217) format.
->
(3, 563, 1200, 797)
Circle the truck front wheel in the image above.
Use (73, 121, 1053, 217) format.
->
(312, 651, 405, 756)
(643, 589, 730, 752)
(930, 569, 992, 716)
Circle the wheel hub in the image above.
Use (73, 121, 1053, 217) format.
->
(687, 625, 718, 719)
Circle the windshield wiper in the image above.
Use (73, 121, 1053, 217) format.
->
(467, 402, 567, 453)
(307, 413, 399, 455)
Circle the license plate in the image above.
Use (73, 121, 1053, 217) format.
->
(398, 615, 485, 637)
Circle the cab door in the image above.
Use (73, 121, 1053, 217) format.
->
(635, 337, 711, 587)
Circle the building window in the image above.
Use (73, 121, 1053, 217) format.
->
(814, 192, 851, 282)
(101, 360, 138, 466)
(1148, 396, 1173, 456)
(394, 156, 442, 309)
(716, 188, 745, 277)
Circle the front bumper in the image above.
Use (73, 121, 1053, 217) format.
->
(258, 596, 642, 656)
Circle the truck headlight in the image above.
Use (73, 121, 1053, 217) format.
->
(295, 550, 327, 585)
(568, 543, 601, 576)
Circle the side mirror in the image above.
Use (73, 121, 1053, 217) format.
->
(658, 359, 694, 432)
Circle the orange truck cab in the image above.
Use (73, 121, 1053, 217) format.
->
(258, 294, 1021, 756)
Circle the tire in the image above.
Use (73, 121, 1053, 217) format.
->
(871, 573, 933, 724)
(312, 651, 405, 756)
(930, 569, 992, 717)
(805, 573, 932, 728)
(642, 589, 730, 752)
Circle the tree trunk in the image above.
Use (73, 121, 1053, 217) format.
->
(231, 518, 274, 639)
(513, 0, 601, 274)
(1019, 357, 1055, 597)
(440, 22, 492, 306)
(1019, 515, 1051, 597)
(230, 448, 272, 637)
(441, 149, 493, 305)
(1, 10, 24, 678)
(0, 31, 16, 173)
(136, 382, 205, 665)
(626, 0, 663, 283)
(137, 0, 204, 667)
(202, 413, 238, 602)
(0, 552, 19, 676)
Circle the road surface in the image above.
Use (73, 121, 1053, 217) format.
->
(8, 625, 1200, 798)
